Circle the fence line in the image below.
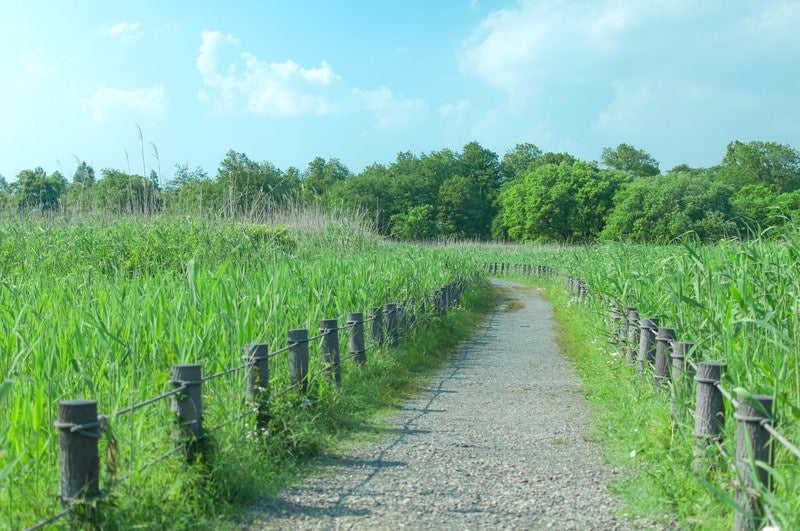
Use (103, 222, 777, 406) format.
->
(487, 261, 798, 531)
(23, 276, 471, 530)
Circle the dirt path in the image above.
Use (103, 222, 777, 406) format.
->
(244, 280, 640, 530)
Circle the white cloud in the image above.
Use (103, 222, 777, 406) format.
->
(352, 87, 427, 129)
(438, 99, 471, 118)
(88, 85, 165, 123)
(594, 83, 653, 134)
(104, 21, 142, 39)
(459, 0, 692, 101)
(196, 30, 341, 117)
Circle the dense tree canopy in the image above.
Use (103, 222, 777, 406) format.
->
(5, 138, 800, 243)
(601, 143, 660, 177)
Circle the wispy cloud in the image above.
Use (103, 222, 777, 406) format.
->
(88, 85, 165, 123)
(196, 30, 341, 117)
(103, 21, 142, 39)
(352, 87, 427, 129)
(21, 49, 59, 81)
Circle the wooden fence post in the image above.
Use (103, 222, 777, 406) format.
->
(670, 341, 694, 421)
(609, 305, 623, 344)
(320, 319, 341, 387)
(734, 394, 775, 531)
(347, 312, 366, 365)
(369, 307, 384, 345)
(56, 399, 101, 521)
(171, 364, 204, 462)
(637, 318, 658, 373)
(626, 308, 639, 364)
(384, 303, 399, 347)
(693, 361, 726, 474)
(654, 327, 676, 386)
(288, 329, 310, 393)
(244, 343, 270, 433)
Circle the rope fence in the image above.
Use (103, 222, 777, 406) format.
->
(22, 275, 471, 531)
(487, 261, 799, 531)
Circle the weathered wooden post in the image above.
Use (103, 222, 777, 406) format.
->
(637, 318, 658, 373)
(654, 327, 676, 387)
(347, 312, 366, 365)
(369, 307, 384, 345)
(609, 305, 623, 344)
(384, 303, 399, 347)
(670, 341, 694, 420)
(56, 399, 101, 521)
(244, 343, 270, 433)
(171, 364, 204, 461)
(320, 319, 341, 387)
(288, 329, 310, 393)
(625, 308, 639, 364)
(693, 361, 727, 474)
(734, 394, 775, 531)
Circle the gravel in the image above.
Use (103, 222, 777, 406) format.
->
(244, 280, 649, 530)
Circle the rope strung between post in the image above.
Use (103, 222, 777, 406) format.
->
(113, 384, 188, 419)
(115, 443, 187, 484)
(201, 361, 251, 383)
(267, 342, 296, 360)
(761, 420, 800, 460)
(205, 405, 260, 435)
(272, 381, 303, 400)
(25, 507, 73, 531)
(713, 381, 739, 409)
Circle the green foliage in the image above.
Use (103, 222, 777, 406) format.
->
(717, 140, 800, 192)
(730, 184, 800, 234)
(601, 143, 660, 177)
(93, 168, 160, 214)
(601, 171, 736, 241)
(10, 167, 67, 210)
(0, 212, 487, 529)
(217, 150, 299, 214)
(390, 204, 438, 240)
(437, 174, 490, 239)
(494, 160, 625, 242)
(301, 157, 350, 202)
(500, 143, 543, 181)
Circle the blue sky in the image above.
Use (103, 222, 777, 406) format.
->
(1, 0, 798, 183)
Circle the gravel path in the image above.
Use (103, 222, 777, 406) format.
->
(245, 280, 642, 530)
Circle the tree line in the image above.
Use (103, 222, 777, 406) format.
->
(2, 139, 799, 242)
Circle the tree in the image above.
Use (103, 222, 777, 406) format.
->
(301, 157, 350, 201)
(73, 161, 95, 186)
(437, 174, 491, 239)
(458, 141, 502, 200)
(493, 161, 624, 242)
(324, 163, 395, 232)
(601, 143, 660, 176)
(12, 167, 67, 210)
(94, 169, 159, 214)
(601, 171, 736, 241)
(216, 150, 296, 213)
(730, 184, 800, 234)
(500, 143, 542, 181)
(716, 140, 800, 192)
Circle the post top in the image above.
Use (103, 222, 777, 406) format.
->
(58, 399, 97, 407)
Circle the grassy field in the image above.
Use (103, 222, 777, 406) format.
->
(4, 211, 799, 529)
(0, 211, 489, 529)
(473, 237, 800, 529)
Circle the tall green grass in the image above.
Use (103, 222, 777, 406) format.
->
(0, 212, 485, 529)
